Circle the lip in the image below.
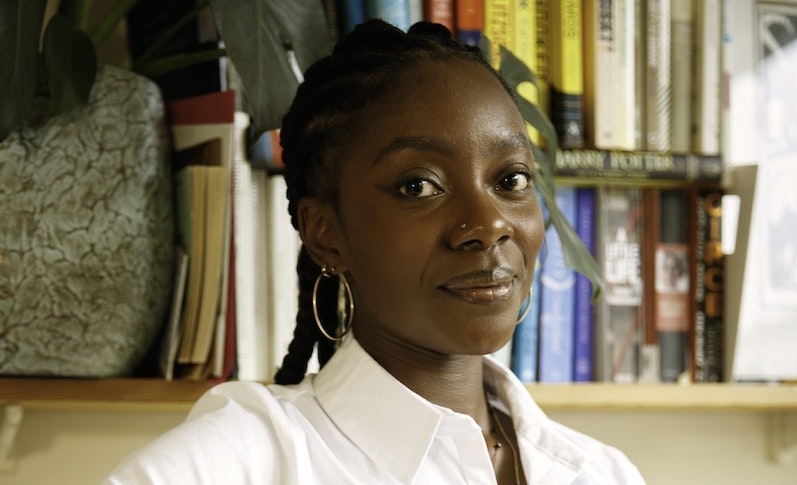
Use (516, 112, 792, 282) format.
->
(439, 268, 516, 304)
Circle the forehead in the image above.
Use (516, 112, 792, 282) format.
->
(358, 59, 524, 140)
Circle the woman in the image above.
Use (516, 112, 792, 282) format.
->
(104, 20, 645, 484)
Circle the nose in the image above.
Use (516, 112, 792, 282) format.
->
(448, 192, 514, 250)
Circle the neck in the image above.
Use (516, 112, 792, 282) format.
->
(353, 328, 490, 420)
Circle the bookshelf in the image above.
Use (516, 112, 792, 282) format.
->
(1, 377, 795, 413)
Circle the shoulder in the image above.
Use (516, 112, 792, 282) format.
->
(550, 421, 647, 485)
(102, 381, 313, 485)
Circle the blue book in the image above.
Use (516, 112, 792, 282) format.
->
(366, 0, 412, 30)
(573, 187, 596, 382)
(511, 253, 542, 382)
(538, 185, 577, 383)
(338, 0, 367, 34)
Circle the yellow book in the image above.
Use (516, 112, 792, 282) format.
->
(513, 0, 540, 145)
(484, 0, 513, 68)
(548, 0, 585, 148)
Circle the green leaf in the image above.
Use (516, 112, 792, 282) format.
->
(481, 36, 603, 300)
(209, 0, 333, 138)
(0, 0, 47, 141)
(42, 13, 97, 118)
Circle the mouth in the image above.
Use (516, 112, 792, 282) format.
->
(439, 268, 516, 304)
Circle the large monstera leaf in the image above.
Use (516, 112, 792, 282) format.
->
(209, 0, 333, 139)
(481, 37, 603, 300)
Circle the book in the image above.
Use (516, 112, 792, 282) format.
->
(455, 0, 484, 45)
(700, 188, 724, 382)
(538, 185, 577, 383)
(639, 188, 660, 383)
(512, 0, 541, 145)
(366, 0, 412, 30)
(511, 253, 542, 382)
(595, 186, 644, 383)
(691, 0, 722, 155)
(573, 186, 596, 382)
(338, 0, 367, 34)
(423, 0, 455, 33)
(265, 173, 303, 381)
(582, 0, 616, 149)
(612, 0, 642, 150)
(644, 0, 672, 151)
(553, 149, 723, 184)
(158, 248, 189, 381)
(173, 162, 231, 367)
(533, 0, 550, 144)
(670, 0, 694, 152)
(548, 0, 585, 149)
(166, 90, 237, 372)
(483, 0, 512, 68)
(655, 189, 690, 382)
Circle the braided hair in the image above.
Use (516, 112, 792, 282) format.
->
(274, 19, 515, 385)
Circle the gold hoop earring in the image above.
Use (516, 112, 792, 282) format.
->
(515, 287, 534, 324)
(312, 265, 354, 342)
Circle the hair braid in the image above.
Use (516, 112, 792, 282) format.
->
(275, 19, 511, 384)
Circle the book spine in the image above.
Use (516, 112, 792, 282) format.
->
(455, 0, 485, 45)
(513, 0, 540, 145)
(691, 0, 722, 155)
(702, 188, 724, 382)
(691, 187, 706, 381)
(338, 0, 368, 34)
(266, 174, 303, 381)
(366, 0, 412, 30)
(639, 188, 661, 382)
(655, 189, 690, 382)
(534, 0, 550, 136)
(484, 0, 513, 68)
(612, 0, 640, 150)
(595, 186, 644, 383)
(250, 129, 284, 171)
(548, 0, 585, 149)
(573, 187, 596, 382)
(423, 0, 456, 32)
(644, 0, 672, 151)
(583, 0, 616, 149)
(410, 0, 424, 23)
(670, 0, 694, 152)
(512, 254, 543, 382)
(554, 149, 723, 183)
(538, 185, 577, 383)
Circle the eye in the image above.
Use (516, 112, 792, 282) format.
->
(496, 171, 532, 192)
(398, 178, 443, 198)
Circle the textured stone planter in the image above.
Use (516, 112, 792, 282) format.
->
(0, 64, 175, 377)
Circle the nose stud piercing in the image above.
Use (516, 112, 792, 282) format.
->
(460, 223, 467, 229)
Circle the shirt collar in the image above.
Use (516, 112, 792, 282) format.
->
(313, 335, 445, 484)
(314, 336, 591, 485)
(484, 356, 591, 484)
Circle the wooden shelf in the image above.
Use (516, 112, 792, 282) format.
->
(526, 383, 797, 412)
(1, 378, 795, 412)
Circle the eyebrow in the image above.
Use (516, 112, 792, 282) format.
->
(372, 132, 532, 166)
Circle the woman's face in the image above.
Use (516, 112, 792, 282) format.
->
(325, 59, 544, 356)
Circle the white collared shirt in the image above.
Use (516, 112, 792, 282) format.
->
(104, 337, 646, 484)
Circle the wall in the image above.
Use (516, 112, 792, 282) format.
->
(2, 408, 795, 485)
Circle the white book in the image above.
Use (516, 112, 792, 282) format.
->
(612, 0, 642, 150)
(265, 173, 302, 380)
(584, 0, 617, 149)
(692, 0, 722, 155)
(232, 114, 273, 381)
(645, 0, 672, 151)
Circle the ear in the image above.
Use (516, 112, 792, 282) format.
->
(297, 197, 346, 272)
